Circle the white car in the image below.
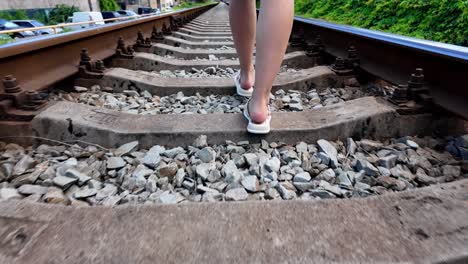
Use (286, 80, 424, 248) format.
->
(64, 12, 105, 31)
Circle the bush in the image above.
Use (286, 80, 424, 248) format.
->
(33, 10, 49, 25)
(0, 9, 51, 25)
(295, 0, 468, 46)
(0, 11, 13, 20)
(49, 4, 80, 24)
(12, 10, 28, 20)
(0, 9, 29, 21)
(0, 34, 13, 46)
(99, 0, 120, 12)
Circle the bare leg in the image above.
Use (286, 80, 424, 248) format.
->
(250, 0, 294, 123)
(229, 0, 256, 89)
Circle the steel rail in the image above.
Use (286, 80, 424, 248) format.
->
(0, 9, 204, 35)
(0, 14, 157, 35)
(291, 15, 468, 118)
(0, 4, 216, 93)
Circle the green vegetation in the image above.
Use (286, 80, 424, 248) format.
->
(173, 1, 215, 11)
(60, 27, 74, 34)
(295, 0, 468, 46)
(49, 4, 80, 24)
(99, 0, 120, 12)
(33, 10, 49, 25)
(0, 9, 47, 25)
(0, 34, 13, 45)
(0, 10, 28, 21)
(0, 5, 80, 26)
(0, 5, 81, 46)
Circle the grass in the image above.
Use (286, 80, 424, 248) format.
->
(173, 1, 216, 11)
(60, 28, 74, 34)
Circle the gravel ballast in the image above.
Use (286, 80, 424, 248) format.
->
(51, 85, 365, 115)
(0, 135, 466, 206)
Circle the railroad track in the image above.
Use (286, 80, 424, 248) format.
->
(0, 2, 468, 263)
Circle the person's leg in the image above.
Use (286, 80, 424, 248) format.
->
(229, 0, 256, 89)
(249, 0, 295, 123)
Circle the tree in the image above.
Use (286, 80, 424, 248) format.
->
(49, 4, 80, 24)
(99, 0, 120, 11)
(33, 10, 49, 25)
(0, 10, 28, 21)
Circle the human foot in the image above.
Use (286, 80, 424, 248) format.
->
(247, 97, 269, 123)
(243, 98, 271, 134)
(235, 68, 254, 97)
(239, 68, 255, 90)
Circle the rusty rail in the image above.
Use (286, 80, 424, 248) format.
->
(0, 3, 216, 121)
(0, 10, 186, 35)
(290, 16, 468, 118)
(0, 4, 215, 92)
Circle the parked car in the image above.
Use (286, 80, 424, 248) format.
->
(12, 20, 63, 35)
(101, 12, 122, 23)
(0, 19, 36, 38)
(137, 7, 153, 15)
(117, 10, 138, 17)
(63, 12, 105, 31)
